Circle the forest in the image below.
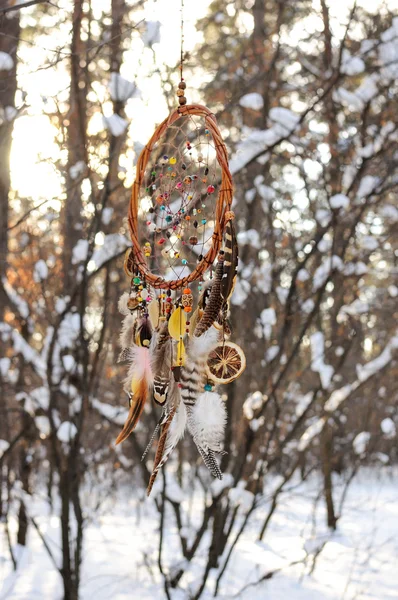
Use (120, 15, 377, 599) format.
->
(0, 0, 397, 598)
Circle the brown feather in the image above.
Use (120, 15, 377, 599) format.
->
(221, 219, 238, 301)
(146, 405, 177, 496)
(115, 377, 148, 444)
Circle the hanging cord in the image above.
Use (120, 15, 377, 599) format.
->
(177, 0, 187, 106)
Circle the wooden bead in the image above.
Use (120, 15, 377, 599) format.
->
(177, 89, 184, 97)
(178, 81, 186, 89)
(179, 96, 187, 106)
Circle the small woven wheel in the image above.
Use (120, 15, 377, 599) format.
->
(128, 104, 233, 290)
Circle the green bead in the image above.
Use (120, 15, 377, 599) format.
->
(133, 277, 141, 285)
(204, 383, 212, 391)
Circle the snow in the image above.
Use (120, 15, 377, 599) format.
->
(33, 259, 48, 282)
(228, 484, 255, 509)
(269, 107, 300, 130)
(298, 417, 325, 451)
(1, 278, 29, 319)
(340, 299, 369, 316)
(1, 470, 398, 599)
(92, 398, 129, 426)
(388, 285, 398, 298)
(313, 256, 343, 291)
(324, 385, 352, 412)
(381, 418, 396, 439)
(0, 51, 14, 70)
(69, 160, 86, 180)
(89, 234, 130, 271)
(210, 473, 234, 496)
(239, 93, 264, 111)
(230, 109, 299, 174)
(0, 439, 10, 458)
(103, 114, 129, 137)
(109, 73, 140, 102)
(356, 175, 380, 199)
(379, 18, 398, 78)
(56, 421, 78, 443)
(141, 21, 161, 47)
(330, 193, 349, 210)
(101, 207, 113, 225)
(356, 335, 398, 382)
(265, 345, 279, 362)
(0, 357, 10, 377)
(243, 391, 266, 420)
(230, 279, 250, 306)
(295, 392, 313, 418)
(72, 239, 89, 264)
(35, 416, 50, 438)
(62, 355, 75, 372)
(237, 228, 261, 249)
(310, 332, 334, 389)
(260, 307, 276, 340)
(341, 50, 365, 75)
(353, 431, 371, 455)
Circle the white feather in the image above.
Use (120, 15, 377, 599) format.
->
(190, 391, 227, 452)
(119, 313, 136, 350)
(188, 327, 219, 358)
(165, 400, 187, 454)
(118, 292, 131, 315)
(124, 346, 154, 392)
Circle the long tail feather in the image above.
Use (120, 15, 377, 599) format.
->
(146, 405, 177, 496)
(116, 346, 153, 444)
(116, 377, 149, 444)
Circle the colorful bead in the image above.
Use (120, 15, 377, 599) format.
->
(204, 383, 212, 391)
(176, 182, 183, 189)
(170, 157, 177, 164)
(207, 185, 215, 193)
(183, 288, 191, 294)
(189, 236, 198, 245)
(133, 277, 141, 284)
(201, 219, 207, 224)
(184, 306, 192, 313)
(165, 215, 172, 223)
(181, 259, 188, 265)
(158, 238, 166, 245)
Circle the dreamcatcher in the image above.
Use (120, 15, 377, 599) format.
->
(116, 2, 246, 495)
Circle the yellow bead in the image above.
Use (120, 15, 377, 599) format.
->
(170, 157, 177, 164)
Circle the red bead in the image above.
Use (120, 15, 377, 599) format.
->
(207, 185, 215, 194)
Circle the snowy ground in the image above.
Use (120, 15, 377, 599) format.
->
(1, 468, 397, 599)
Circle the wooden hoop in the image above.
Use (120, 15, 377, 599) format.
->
(128, 104, 233, 290)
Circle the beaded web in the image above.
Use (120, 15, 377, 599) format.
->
(128, 105, 233, 292)
(140, 114, 220, 283)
